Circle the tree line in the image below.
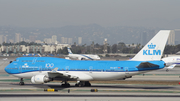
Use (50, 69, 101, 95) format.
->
(1, 41, 180, 55)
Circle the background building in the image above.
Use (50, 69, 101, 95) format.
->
(15, 33, 21, 43)
(78, 37, 82, 45)
(175, 29, 180, 45)
(168, 30, 175, 45)
(140, 32, 147, 46)
(0, 35, 3, 44)
(68, 38, 73, 45)
(52, 35, 57, 44)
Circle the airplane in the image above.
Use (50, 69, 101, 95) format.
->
(4, 30, 170, 87)
(67, 47, 101, 60)
(161, 56, 180, 71)
(162, 56, 180, 66)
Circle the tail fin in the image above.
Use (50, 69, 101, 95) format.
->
(131, 30, 170, 61)
(67, 47, 73, 54)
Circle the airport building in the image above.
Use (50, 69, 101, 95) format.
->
(0, 44, 70, 55)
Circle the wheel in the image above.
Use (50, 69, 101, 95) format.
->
(75, 84, 78, 87)
(62, 83, 70, 87)
(85, 81, 91, 87)
(19, 82, 24, 85)
(61, 84, 65, 87)
(75, 83, 83, 87)
(67, 83, 70, 87)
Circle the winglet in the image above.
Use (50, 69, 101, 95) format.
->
(131, 30, 170, 61)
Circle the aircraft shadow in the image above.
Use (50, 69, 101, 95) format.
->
(10, 83, 174, 90)
(36, 84, 174, 90)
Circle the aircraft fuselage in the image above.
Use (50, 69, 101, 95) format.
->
(5, 57, 165, 81)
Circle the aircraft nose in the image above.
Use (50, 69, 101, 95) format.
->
(4, 66, 8, 73)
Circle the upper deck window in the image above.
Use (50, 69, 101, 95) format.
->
(22, 60, 33, 62)
(36, 60, 45, 62)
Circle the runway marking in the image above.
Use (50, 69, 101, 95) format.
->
(1, 93, 180, 97)
(0, 88, 180, 93)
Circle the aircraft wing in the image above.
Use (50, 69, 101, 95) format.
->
(136, 62, 159, 68)
(47, 68, 78, 79)
(47, 68, 93, 81)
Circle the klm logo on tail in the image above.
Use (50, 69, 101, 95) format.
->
(143, 43, 161, 55)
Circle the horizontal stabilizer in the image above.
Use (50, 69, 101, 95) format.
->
(166, 64, 176, 69)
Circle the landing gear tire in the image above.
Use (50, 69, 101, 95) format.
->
(75, 83, 83, 87)
(61, 84, 70, 87)
(19, 82, 24, 85)
(85, 81, 91, 86)
(61, 82, 70, 87)
(75, 84, 78, 87)
(75, 81, 91, 87)
(19, 78, 24, 85)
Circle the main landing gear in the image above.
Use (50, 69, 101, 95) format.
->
(61, 81, 70, 87)
(75, 81, 91, 87)
(61, 81, 91, 87)
(19, 78, 24, 85)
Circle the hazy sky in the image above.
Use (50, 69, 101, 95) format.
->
(0, 0, 180, 29)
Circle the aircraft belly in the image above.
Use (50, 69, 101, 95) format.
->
(90, 72, 126, 80)
(11, 70, 157, 81)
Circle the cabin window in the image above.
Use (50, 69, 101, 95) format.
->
(36, 60, 45, 62)
(22, 60, 33, 62)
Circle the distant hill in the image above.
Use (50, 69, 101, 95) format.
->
(0, 24, 160, 45)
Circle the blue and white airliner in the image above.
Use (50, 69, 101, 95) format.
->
(4, 30, 170, 87)
(162, 56, 180, 71)
(67, 47, 100, 60)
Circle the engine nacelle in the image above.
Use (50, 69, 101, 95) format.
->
(31, 75, 51, 84)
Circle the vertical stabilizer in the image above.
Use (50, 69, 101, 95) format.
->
(131, 30, 170, 61)
(67, 47, 73, 54)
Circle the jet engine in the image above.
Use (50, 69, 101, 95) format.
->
(31, 75, 52, 84)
